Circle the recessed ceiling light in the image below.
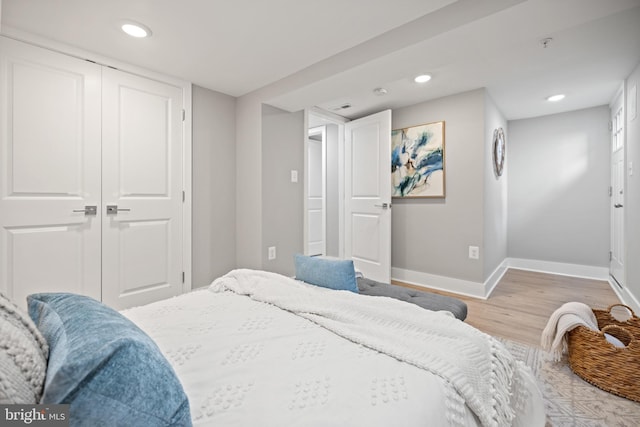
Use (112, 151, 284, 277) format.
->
(546, 94, 565, 102)
(414, 74, 432, 83)
(121, 21, 152, 38)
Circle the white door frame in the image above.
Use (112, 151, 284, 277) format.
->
(304, 108, 347, 257)
(0, 31, 193, 294)
(610, 85, 625, 288)
(305, 125, 327, 256)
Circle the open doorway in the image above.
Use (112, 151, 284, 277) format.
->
(304, 109, 346, 257)
(303, 108, 392, 283)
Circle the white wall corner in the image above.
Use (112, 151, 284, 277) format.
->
(182, 83, 193, 293)
(484, 261, 509, 298)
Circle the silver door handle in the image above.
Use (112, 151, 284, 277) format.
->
(374, 203, 391, 209)
(106, 205, 131, 214)
(72, 205, 97, 215)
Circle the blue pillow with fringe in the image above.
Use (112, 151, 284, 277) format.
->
(294, 254, 358, 293)
(28, 293, 191, 427)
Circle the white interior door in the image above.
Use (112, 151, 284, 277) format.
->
(306, 126, 326, 256)
(101, 68, 184, 309)
(344, 110, 392, 282)
(610, 91, 625, 287)
(0, 37, 102, 307)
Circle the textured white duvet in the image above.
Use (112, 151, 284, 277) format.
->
(123, 269, 544, 427)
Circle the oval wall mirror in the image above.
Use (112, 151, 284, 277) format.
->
(493, 127, 506, 177)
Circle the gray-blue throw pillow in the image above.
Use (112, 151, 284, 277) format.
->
(28, 293, 192, 427)
(294, 254, 358, 293)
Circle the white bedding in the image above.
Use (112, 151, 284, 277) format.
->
(123, 269, 544, 427)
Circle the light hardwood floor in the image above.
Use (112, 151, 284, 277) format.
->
(394, 268, 621, 348)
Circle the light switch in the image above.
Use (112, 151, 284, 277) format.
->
(291, 170, 298, 183)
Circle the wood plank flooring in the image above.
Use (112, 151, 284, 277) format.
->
(393, 268, 621, 348)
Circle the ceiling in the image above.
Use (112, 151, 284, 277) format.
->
(2, 0, 640, 120)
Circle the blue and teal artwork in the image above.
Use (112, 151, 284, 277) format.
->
(391, 121, 445, 197)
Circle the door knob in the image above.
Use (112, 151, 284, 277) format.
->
(614, 204, 623, 208)
(72, 205, 97, 215)
(374, 203, 391, 209)
(106, 205, 131, 214)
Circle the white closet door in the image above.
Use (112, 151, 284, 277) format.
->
(101, 68, 184, 310)
(0, 37, 102, 307)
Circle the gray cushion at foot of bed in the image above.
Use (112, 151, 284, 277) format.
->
(357, 277, 467, 321)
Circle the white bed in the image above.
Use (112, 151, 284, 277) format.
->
(123, 269, 545, 427)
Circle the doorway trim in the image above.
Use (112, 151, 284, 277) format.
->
(609, 84, 625, 290)
(305, 125, 327, 256)
(304, 108, 347, 257)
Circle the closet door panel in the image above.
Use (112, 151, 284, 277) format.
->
(0, 37, 102, 306)
(101, 67, 183, 310)
(119, 86, 169, 196)
(117, 219, 170, 293)
(12, 62, 83, 193)
(6, 226, 86, 303)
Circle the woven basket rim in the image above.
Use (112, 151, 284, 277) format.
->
(571, 324, 640, 350)
(567, 304, 640, 402)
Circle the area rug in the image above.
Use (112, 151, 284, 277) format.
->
(498, 337, 640, 426)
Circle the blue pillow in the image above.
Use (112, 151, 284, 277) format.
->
(28, 293, 191, 427)
(294, 254, 358, 293)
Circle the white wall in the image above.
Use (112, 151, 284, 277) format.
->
(625, 61, 640, 306)
(235, 95, 263, 269)
(483, 93, 508, 280)
(391, 89, 486, 284)
(507, 106, 611, 267)
(192, 85, 237, 287)
(234, 67, 619, 297)
(240, 88, 615, 298)
(261, 105, 304, 276)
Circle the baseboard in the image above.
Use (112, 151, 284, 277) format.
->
(504, 258, 609, 281)
(391, 267, 487, 299)
(504, 258, 640, 311)
(484, 263, 509, 298)
(391, 258, 611, 300)
(608, 278, 640, 315)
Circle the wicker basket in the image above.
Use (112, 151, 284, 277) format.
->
(567, 304, 640, 402)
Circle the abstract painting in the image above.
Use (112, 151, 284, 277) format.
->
(391, 121, 445, 198)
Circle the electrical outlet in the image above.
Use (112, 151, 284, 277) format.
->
(468, 246, 479, 260)
(268, 246, 276, 260)
(291, 170, 298, 183)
